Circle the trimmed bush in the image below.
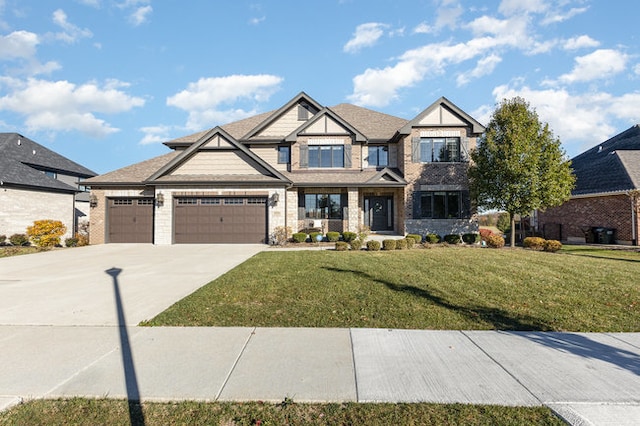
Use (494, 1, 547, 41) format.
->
(382, 239, 396, 250)
(366, 240, 381, 251)
(0, 235, 6, 245)
(292, 232, 308, 243)
(404, 237, 415, 249)
(443, 234, 461, 244)
(65, 237, 79, 247)
(26, 220, 66, 247)
(485, 234, 505, 248)
(342, 231, 357, 243)
(395, 238, 407, 250)
(544, 239, 562, 253)
(523, 236, 546, 250)
(335, 241, 349, 251)
(349, 239, 363, 251)
(479, 228, 494, 240)
(406, 234, 422, 244)
(309, 232, 324, 242)
(462, 233, 480, 244)
(326, 231, 340, 242)
(9, 233, 29, 246)
(425, 233, 441, 244)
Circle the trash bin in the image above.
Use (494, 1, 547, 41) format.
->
(592, 227, 616, 244)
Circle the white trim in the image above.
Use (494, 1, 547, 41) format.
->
(307, 138, 344, 145)
(420, 130, 461, 138)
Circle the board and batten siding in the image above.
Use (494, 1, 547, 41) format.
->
(170, 151, 262, 175)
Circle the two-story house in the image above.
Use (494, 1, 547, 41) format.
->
(84, 93, 485, 244)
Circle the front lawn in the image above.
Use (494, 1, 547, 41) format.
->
(144, 246, 640, 331)
(0, 398, 564, 426)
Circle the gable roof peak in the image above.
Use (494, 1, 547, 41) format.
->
(399, 97, 485, 135)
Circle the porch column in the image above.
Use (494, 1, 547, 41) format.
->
(286, 189, 299, 232)
(347, 187, 359, 232)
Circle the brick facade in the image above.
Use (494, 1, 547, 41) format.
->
(538, 193, 640, 245)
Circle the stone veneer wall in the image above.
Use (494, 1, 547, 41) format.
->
(538, 193, 639, 245)
(0, 187, 75, 241)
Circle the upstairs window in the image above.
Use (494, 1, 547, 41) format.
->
(277, 146, 290, 164)
(368, 145, 388, 167)
(419, 137, 460, 162)
(298, 104, 310, 120)
(308, 145, 344, 168)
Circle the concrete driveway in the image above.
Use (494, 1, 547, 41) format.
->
(0, 244, 265, 326)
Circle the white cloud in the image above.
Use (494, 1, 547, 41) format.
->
(0, 30, 39, 59)
(76, 0, 101, 7)
(541, 6, 588, 25)
(457, 54, 502, 86)
(343, 22, 388, 53)
(435, 1, 464, 30)
(167, 74, 283, 130)
(479, 82, 640, 156)
(0, 77, 145, 137)
(563, 35, 599, 50)
(139, 124, 171, 145)
(498, 0, 547, 17)
(249, 16, 265, 25)
(51, 9, 93, 43)
(635, 63, 640, 76)
(130, 5, 152, 26)
(413, 22, 433, 34)
(556, 49, 628, 84)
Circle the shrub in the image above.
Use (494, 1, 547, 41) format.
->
(9, 233, 29, 246)
(497, 212, 510, 232)
(309, 232, 324, 242)
(270, 226, 291, 246)
(342, 231, 357, 243)
(65, 237, 79, 247)
(404, 237, 415, 249)
(292, 232, 308, 243)
(349, 239, 363, 251)
(425, 233, 441, 244)
(335, 241, 349, 251)
(523, 237, 546, 250)
(366, 240, 381, 251)
(443, 234, 461, 244)
(406, 234, 422, 244)
(544, 239, 562, 253)
(395, 238, 407, 250)
(0, 235, 6, 245)
(485, 234, 505, 248)
(357, 225, 370, 242)
(479, 228, 494, 240)
(462, 233, 480, 244)
(26, 219, 67, 247)
(326, 231, 340, 242)
(382, 239, 396, 250)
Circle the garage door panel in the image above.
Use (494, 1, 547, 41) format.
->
(174, 197, 267, 244)
(108, 198, 154, 243)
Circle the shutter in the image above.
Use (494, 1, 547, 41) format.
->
(412, 191, 422, 219)
(411, 137, 421, 163)
(462, 190, 472, 218)
(298, 191, 306, 219)
(299, 143, 308, 168)
(461, 137, 469, 162)
(341, 193, 348, 219)
(344, 144, 352, 168)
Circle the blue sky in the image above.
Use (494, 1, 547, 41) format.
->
(1, 0, 638, 174)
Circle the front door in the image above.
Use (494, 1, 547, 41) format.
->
(365, 196, 393, 231)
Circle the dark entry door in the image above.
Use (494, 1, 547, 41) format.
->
(366, 196, 393, 231)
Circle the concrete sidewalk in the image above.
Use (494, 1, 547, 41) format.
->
(1, 326, 639, 425)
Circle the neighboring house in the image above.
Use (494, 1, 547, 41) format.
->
(84, 93, 485, 244)
(0, 133, 97, 241)
(537, 125, 640, 246)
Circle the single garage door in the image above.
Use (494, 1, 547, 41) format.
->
(108, 198, 154, 243)
(174, 196, 267, 243)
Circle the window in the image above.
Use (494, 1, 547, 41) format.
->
(419, 138, 460, 162)
(177, 198, 197, 205)
(304, 193, 343, 219)
(200, 198, 221, 205)
(308, 145, 344, 168)
(137, 199, 154, 205)
(368, 145, 388, 167)
(43, 170, 57, 179)
(224, 198, 244, 205)
(298, 104, 309, 120)
(415, 191, 465, 219)
(113, 199, 133, 205)
(277, 146, 290, 164)
(247, 198, 267, 205)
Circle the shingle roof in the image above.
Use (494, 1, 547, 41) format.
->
(571, 124, 640, 196)
(83, 151, 180, 184)
(0, 133, 96, 192)
(329, 103, 408, 141)
(283, 168, 406, 187)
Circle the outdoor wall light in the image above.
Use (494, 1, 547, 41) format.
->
(156, 192, 164, 207)
(271, 192, 280, 205)
(89, 194, 98, 208)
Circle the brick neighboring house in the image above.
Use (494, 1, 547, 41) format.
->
(84, 93, 485, 244)
(537, 125, 640, 246)
(0, 133, 97, 241)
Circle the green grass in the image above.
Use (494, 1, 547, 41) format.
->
(144, 246, 640, 331)
(0, 246, 49, 258)
(0, 398, 564, 426)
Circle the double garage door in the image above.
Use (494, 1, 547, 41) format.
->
(107, 196, 267, 244)
(174, 196, 267, 244)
